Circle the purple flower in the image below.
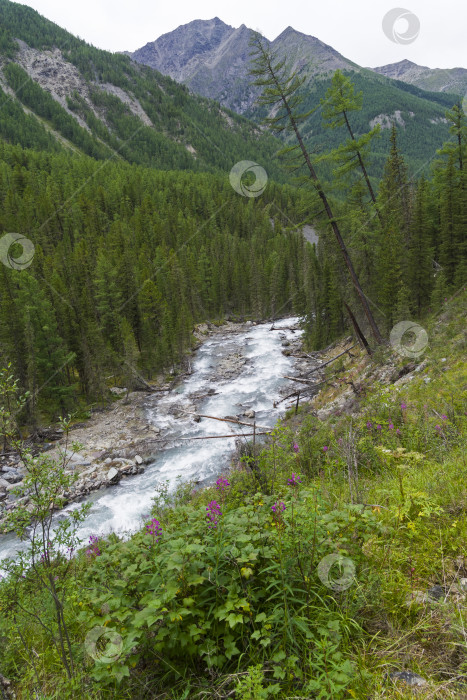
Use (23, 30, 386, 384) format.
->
(401, 402, 407, 411)
(376, 425, 382, 431)
(206, 500, 222, 529)
(287, 473, 302, 487)
(435, 424, 442, 431)
(292, 443, 299, 453)
(388, 423, 394, 430)
(271, 501, 286, 513)
(146, 518, 162, 542)
(323, 446, 329, 452)
(366, 421, 373, 430)
(441, 414, 447, 421)
(86, 534, 101, 558)
(216, 477, 230, 491)
(396, 428, 401, 435)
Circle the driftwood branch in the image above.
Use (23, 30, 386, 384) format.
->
(179, 411, 271, 431)
(283, 375, 318, 385)
(269, 326, 297, 331)
(179, 432, 270, 440)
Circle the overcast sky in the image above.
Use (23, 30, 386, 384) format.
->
(13, 0, 467, 69)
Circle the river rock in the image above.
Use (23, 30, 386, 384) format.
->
(106, 467, 120, 483)
(2, 471, 22, 483)
(0, 478, 10, 490)
(244, 409, 255, 419)
(135, 455, 143, 465)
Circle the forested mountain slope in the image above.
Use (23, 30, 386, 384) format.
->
(0, 0, 282, 175)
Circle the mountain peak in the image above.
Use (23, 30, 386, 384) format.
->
(129, 20, 355, 112)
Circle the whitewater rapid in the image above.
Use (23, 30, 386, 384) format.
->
(0, 317, 303, 562)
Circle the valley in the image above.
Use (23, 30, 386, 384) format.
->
(0, 1, 466, 698)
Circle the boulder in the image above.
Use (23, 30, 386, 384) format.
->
(134, 455, 143, 465)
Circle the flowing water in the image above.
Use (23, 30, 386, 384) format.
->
(0, 317, 304, 562)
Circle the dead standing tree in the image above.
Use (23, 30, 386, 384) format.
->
(249, 34, 384, 350)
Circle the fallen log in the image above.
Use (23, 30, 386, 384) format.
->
(305, 344, 357, 376)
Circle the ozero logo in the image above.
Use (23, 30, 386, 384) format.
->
(229, 161, 268, 197)
(0, 233, 35, 270)
(382, 8, 420, 44)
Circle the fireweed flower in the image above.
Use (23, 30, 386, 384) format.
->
(388, 423, 394, 430)
(146, 518, 162, 543)
(271, 501, 286, 528)
(216, 477, 230, 491)
(441, 414, 448, 421)
(376, 425, 382, 431)
(271, 501, 286, 513)
(323, 445, 329, 452)
(292, 443, 299, 453)
(86, 534, 101, 558)
(206, 500, 222, 529)
(366, 421, 373, 430)
(435, 425, 442, 431)
(287, 473, 301, 487)
(401, 402, 407, 411)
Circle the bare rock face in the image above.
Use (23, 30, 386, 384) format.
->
(128, 20, 354, 114)
(10, 41, 153, 132)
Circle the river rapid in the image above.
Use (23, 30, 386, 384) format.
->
(0, 317, 305, 562)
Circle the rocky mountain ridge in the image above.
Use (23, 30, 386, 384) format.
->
(372, 58, 467, 99)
